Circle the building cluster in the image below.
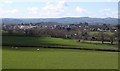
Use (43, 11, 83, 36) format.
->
(2, 22, 118, 32)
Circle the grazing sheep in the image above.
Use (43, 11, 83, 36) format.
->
(15, 47, 18, 49)
(37, 49, 39, 51)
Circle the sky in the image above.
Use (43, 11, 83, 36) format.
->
(0, 0, 119, 18)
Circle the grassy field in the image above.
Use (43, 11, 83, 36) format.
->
(2, 46, 118, 69)
(89, 31, 114, 36)
(0, 47, 2, 70)
(2, 36, 118, 50)
(2, 36, 119, 69)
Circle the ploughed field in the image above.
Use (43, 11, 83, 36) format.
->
(2, 47, 118, 69)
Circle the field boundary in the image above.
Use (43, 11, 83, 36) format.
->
(2, 45, 120, 52)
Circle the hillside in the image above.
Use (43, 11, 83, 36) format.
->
(2, 17, 118, 25)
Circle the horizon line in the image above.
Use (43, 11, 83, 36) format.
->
(1, 17, 118, 19)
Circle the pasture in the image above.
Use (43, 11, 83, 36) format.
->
(2, 36, 118, 50)
(2, 36, 119, 69)
(2, 46, 118, 69)
(0, 47, 1, 70)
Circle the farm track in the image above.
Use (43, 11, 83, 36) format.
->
(2, 44, 120, 52)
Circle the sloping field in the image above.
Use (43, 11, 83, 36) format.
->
(2, 47, 118, 69)
(2, 36, 118, 50)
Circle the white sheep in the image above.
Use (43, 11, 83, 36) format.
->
(37, 49, 39, 51)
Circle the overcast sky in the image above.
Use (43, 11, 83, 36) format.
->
(0, 0, 119, 18)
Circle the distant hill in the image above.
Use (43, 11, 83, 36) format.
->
(2, 17, 118, 25)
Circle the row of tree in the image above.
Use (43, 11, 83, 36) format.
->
(2, 27, 118, 45)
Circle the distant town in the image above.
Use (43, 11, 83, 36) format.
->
(2, 22, 119, 45)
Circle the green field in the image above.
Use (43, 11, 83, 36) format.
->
(2, 36, 118, 50)
(0, 47, 2, 70)
(2, 46, 118, 69)
(2, 36, 119, 69)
